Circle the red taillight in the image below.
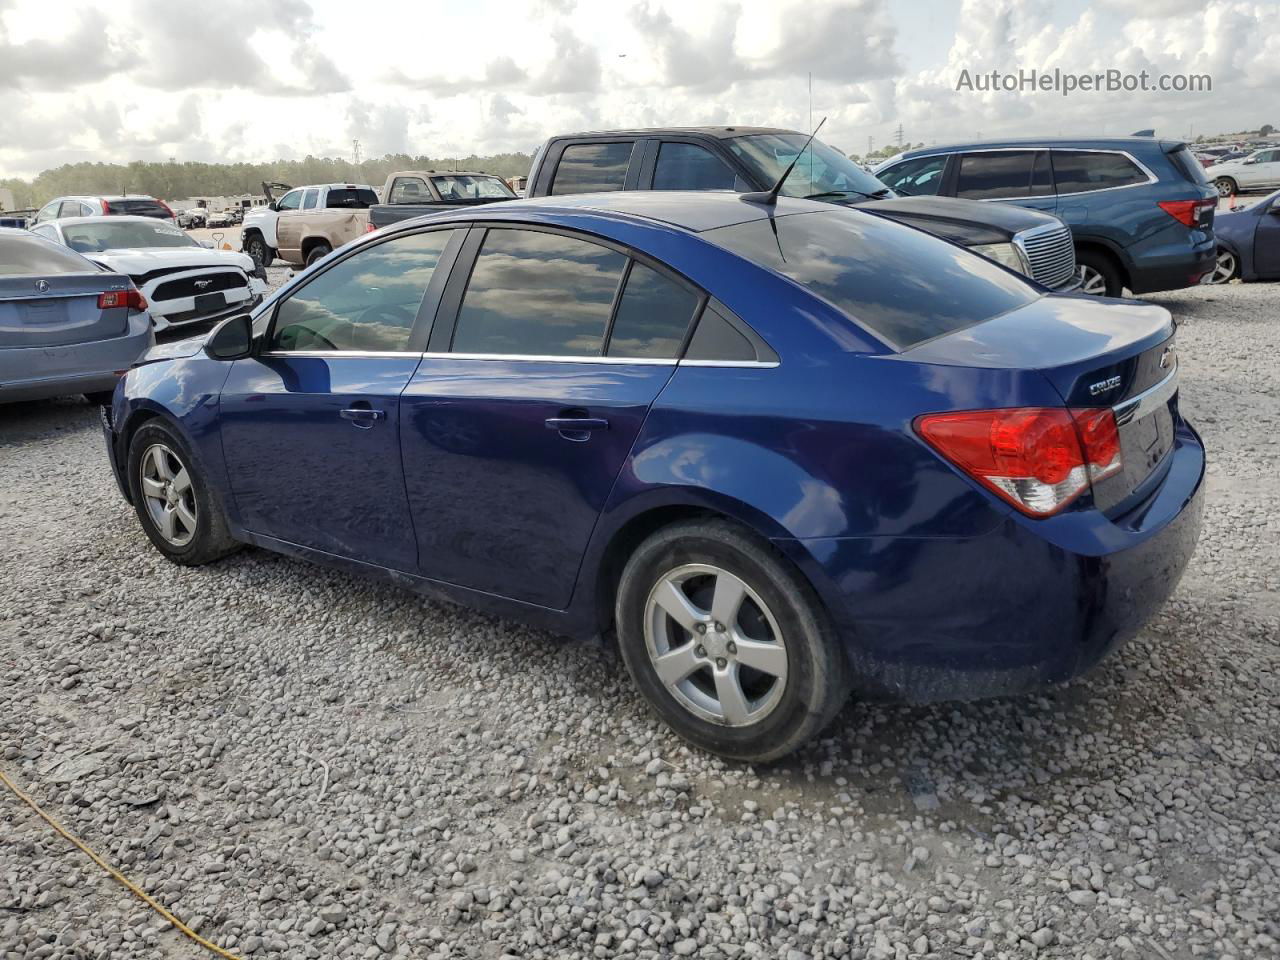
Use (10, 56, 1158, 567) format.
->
(101, 199, 112, 214)
(1158, 198, 1215, 228)
(158, 200, 176, 219)
(915, 407, 1122, 517)
(365, 222, 377, 233)
(98, 289, 148, 312)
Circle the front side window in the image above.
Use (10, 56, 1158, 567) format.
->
(62, 220, 197, 253)
(452, 229, 627, 356)
(431, 175, 516, 200)
(1053, 151, 1148, 194)
(269, 230, 454, 352)
(705, 209, 1039, 350)
(877, 156, 947, 197)
(725, 134, 890, 200)
(653, 143, 739, 191)
(34, 202, 59, 223)
(388, 177, 431, 203)
(955, 151, 1037, 199)
(302, 189, 319, 210)
(606, 262, 701, 358)
(551, 142, 634, 195)
(276, 190, 302, 211)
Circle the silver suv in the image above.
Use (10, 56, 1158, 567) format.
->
(30, 195, 176, 226)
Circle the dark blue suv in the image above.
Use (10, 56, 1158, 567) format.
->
(874, 138, 1217, 297)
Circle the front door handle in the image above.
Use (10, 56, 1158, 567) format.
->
(340, 407, 386, 426)
(544, 417, 609, 431)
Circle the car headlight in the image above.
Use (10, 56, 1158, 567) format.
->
(972, 241, 1032, 277)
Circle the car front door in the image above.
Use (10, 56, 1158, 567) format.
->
(1255, 194, 1280, 277)
(218, 227, 463, 569)
(1251, 150, 1280, 188)
(400, 225, 704, 608)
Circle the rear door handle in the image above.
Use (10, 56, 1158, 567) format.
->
(544, 417, 609, 431)
(340, 407, 386, 424)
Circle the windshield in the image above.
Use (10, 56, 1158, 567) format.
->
(431, 175, 517, 200)
(726, 134, 893, 200)
(62, 220, 198, 253)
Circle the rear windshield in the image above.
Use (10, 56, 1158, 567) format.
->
(704, 209, 1040, 349)
(431, 175, 516, 200)
(1167, 145, 1211, 185)
(64, 220, 197, 253)
(111, 199, 170, 218)
(0, 234, 100, 275)
(326, 188, 378, 208)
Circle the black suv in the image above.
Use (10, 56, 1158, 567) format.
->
(526, 127, 1081, 291)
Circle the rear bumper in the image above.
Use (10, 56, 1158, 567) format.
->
(1127, 234, 1217, 294)
(0, 314, 154, 403)
(782, 419, 1206, 702)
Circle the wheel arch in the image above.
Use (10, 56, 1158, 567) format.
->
(300, 235, 332, 261)
(1074, 238, 1131, 290)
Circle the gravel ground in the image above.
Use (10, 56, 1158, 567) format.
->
(2, 279, 1278, 960)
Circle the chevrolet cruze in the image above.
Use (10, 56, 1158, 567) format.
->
(103, 192, 1205, 761)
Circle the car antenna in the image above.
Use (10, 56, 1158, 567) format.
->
(740, 117, 826, 206)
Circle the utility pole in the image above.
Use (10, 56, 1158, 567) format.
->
(808, 73, 813, 134)
(352, 139, 362, 166)
(867, 135, 874, 157)
(895, 123, 904, 147)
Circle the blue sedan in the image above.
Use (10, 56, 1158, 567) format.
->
(103, 192, 1205, 761)
(1204, 188, 1280, 284)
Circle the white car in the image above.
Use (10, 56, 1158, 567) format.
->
(1206, 148, 1280, 197)
(30, 216, 269, 333)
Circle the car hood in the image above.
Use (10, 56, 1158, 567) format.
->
(89, 247, 255, 276)
(859, 196, 1059, 245)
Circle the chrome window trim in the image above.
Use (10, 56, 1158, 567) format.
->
(253, 351, 781, 368)
(678, 358, 780, 369)
(891, 146, 1159, 200)
(259, 350, 417, 359)
(421, 351, 677, 365)
(1113, 361, 1178, 426)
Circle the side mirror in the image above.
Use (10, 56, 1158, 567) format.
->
(205, 313, 254, 361)
(268, 201, 278, 211)
(1268, 204, 1280, 215)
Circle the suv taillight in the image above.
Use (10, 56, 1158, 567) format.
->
(158, 200, 176, 219)
(915, 407, 1122, 517)
(98, 288, 148, 312)
(100, 199, 112, 214)
(1158, 198, 1216, 228)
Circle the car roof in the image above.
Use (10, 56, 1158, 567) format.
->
(444, 190, 832, 234)
(290, 183, 375, 190)
(888, 136, 1184, 160)
(46, 215, 178, 227)
(547, 126, 800, 141)
(394, 170, 505, 178)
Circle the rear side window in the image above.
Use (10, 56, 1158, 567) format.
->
(0, 235, 98, 275)
(551, 142, 633, 195)
(302, 190, 319, 210)
(685, 306, 757, 361)
(269, 230, 454, 352)
(58, 200, 86, 218)
(955, 151, 1036, 199)
(388, 177, 430, 203)
(652, 143, 739, 191)
(1053, 151, 1149, 194)
(326, 188, 378, 208)
(705, 209, 1039, 350)
(878, 156, 947, 197)
(606, 262, 701, 358)
(452, 229, 627, 355)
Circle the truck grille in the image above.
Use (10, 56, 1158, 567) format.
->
(152, 271, 247, 302)
(1018, 224, 1077, 289)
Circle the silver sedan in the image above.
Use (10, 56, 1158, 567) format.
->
(0, 229, 154, 404)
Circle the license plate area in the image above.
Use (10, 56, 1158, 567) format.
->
(1094, 400, 1175, 513)
(194, 292, 226, 313)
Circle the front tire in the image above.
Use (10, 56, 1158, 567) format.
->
(243, 234, 272, 271)
(615, 520, 849, 763)
(1214, 176, 1237, 198)
(127, 421, 241, 566)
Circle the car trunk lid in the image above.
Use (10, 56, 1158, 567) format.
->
(905, 294, 1179, 512)
(0, 274, 131, 348)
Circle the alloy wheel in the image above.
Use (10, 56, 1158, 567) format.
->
(139, 443, 197, 546)
(1079, 265, 1108, 296)
(643, 563, 788, 727)
(1204, 249, 1237, 285)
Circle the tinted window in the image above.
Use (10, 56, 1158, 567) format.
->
(1030, 151, 1053, 196)
(276, 191, 302, 211)
(326, 188, 378, 208)
(1168, 146, 1211, 185)
(113, 199, 169, 218)
(878, 156, 947, 196)
(955, 152, 1036, 199)
(270, 230, 454, 352)
(606, 263, 700, 359)
(551, 142, 633, 195)
(452, 229, 627, 356)
(0, 235, 98, 275)
(685, 306, 756, 361)
(431, 175, 515, 199)
(705, 210, 1039, 349)
(653, 142, 738, 191)
(1053, 151, 1148, 194)
(388, 177, 430, 203)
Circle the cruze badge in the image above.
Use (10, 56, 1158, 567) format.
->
(1089, 375, 1122, 396)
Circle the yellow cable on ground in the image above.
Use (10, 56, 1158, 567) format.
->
(0, 765, 246, 960)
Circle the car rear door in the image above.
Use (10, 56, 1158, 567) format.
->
(217, 227, 463, 570)
(1254, 194, 1280, 277)
(951, 150, 1057, 214)
(400, 225, 704, 608)
(272, 189, 307, 261)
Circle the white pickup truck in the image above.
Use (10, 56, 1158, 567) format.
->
(240, 182, 378, 271)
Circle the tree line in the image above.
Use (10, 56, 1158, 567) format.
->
(0, 153, 536, 211)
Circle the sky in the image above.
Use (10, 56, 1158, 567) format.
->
(1, 0, 1277, 179)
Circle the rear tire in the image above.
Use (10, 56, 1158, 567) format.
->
(1077, 248, 1124, 297)
(615, 520, 849, 763)
(126, 421, 241, 566)
(305, 243, 332, 268)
